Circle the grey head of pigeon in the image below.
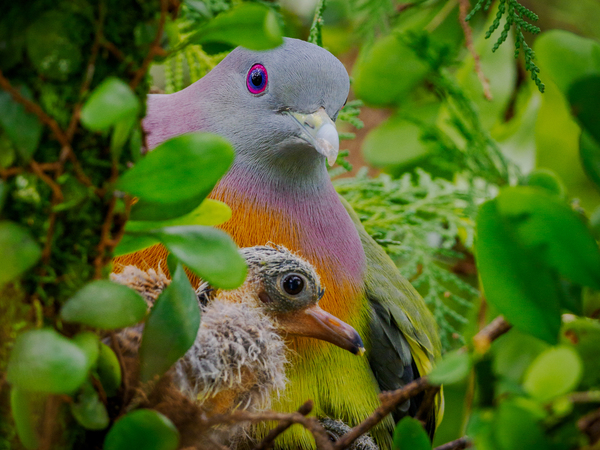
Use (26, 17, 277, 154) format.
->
(144, 38, 350, 180)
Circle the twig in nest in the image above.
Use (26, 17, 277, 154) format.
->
(458, 0, 492, 101)
(434, 436, 472, 450)
(254, 400, 314, 450)
(130, 0, 169, 89)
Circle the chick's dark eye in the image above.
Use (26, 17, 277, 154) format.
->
(282, 274, 305, 295)
(247, 64, 268, 94)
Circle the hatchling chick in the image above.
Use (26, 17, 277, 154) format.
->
(110, 245, 365, 447)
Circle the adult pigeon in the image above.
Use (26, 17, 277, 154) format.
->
(115, 38, 441, 448)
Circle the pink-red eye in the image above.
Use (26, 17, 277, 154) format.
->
(247, 64, 268, 94)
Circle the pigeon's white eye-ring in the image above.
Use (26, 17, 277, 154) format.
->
(247, 64, 268, 95)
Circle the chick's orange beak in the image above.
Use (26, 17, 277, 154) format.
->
(278, 304, 365, 356)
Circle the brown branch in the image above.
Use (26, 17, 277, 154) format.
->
(130, 0, 169, 90)
(473, 315, 511, 354)
(416, 386, 440, 424)
(203, 409, 333, 450)
(578, 407, 600, 446)
(333, 377, 430, 450)
(94, 194, 117, 279)
(434, 436, 472, 450)
(458, 0, 492, 101)
(30, 161, 63, 201)
(254, 400, 314, 450)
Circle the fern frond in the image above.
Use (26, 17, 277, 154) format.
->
(467, 0, 544, 92)
(308, 0, 328, 47)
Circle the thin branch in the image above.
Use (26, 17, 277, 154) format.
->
(416, 386, 440, 424)
(130, 0, 169, 90)
(94, 194, 117, 279)
(578, 407, 600, 445)
(434, 436, 472, 450)
(458, 0, 492, 100)
(333, 377, 430, 449)
(30, 161, 63, 202)
(254, 401, 314, 450)
(472, 315, 511, 354)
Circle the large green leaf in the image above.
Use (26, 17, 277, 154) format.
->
(118, 132, 234, 221)
(496, 187, 600, 290)
(523, 346, 582, 402)
(139, 262, 200, 382)
(125, 199, 232, 232)
(495, 401, 551, 450)
(568, 75, 600, 144)
(149, 225, 247, 289)
(392, 417, 430, 450)
(80, 77, 139, 132)
(0, 221, 42, 286)
(96, 343, 122, 397)
(60, 280, 148, 329)
(7, 329, 89, 394)
(535, 30, 600, 95)
(103, 409, 179, 450)
(188, 3, 282, 52)
(70, 379, 109, 430)
(476, 200, 561, 344)
(428, 349, 472, 385)
(352, 33, 429, 107)
(0, 87, 43, 162)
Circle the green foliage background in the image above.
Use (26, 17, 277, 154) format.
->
(1, 0, 600, 449)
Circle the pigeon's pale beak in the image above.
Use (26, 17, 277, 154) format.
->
(287, 107, 339, 166)
(278, 304, 365, 356)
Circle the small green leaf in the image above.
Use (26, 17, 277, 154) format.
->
(114, 234, 160, 257)
(7, 329, 88, 394)
(72, 332, 100, 370)
(429, 349, 472, 385)
(188, 3, 283, 52)
(491, 329, 549, 383)
(70, 379, 109, 430)
(139, 262, 200, 382)
(476, 200, 561, 344)
(0, 221, 42, 286)
(150, 225, 247, 289)
(523, 346, 582, 402)
(10, 388, 41, 450)
(0, 87, 43, 162)
(125, 199, 232, 232)
(118, 132, 234, 221)
(103, 409, 179, 450)
(61, 280, 148, 329)
(96, 343, 122, 397)
(580, 131, 600, 191)
(392, 417, 430, 450)
(526, 169, 566, 198)
(497, 187, 600, 290)
(111, 115, 136, 162)
(81, 77, 139, 132)
(561, 318, 600, 389)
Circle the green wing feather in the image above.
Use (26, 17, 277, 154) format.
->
(339, 195, 443, 428)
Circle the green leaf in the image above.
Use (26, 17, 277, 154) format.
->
(113, 234, 160, 257)
(70, 379, 109, 430)
(491, 329, 549, 383)
(0, 221, 42, 286)
(428, 349, 472, 385)
(118, 132, 234, 221)
(392, 417, 430, 450)
(110, 115, 137, 162)
(103, 409, 179, 450)
(10, 388, 41, 450)
(125, 199, 232, 232)
(25, 11, 82, 81)
(568, 75, 600, 144)
(72, 332, 100, 370)
(80, 77, 139, 132)
(149, 225, 247, 289)
(96, 343, 122, 397)
(7, 329, 89, 394)
(580, 131, 600, 191)
(495, 400, 551, 450)
(476, 200, 561, 344)
(523, 346, 582, 402)
(60, 280, 148, 329)
(497, 187, 600, 290)
(352, 33, 430, 107)
(188, 3, 283, 52)
(0, 87, 43, 162)
(139, 262, 200, 382)
(535, 30, 600, 95)
(561, 318, 600, 389)
(526, 169, 566, 199)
